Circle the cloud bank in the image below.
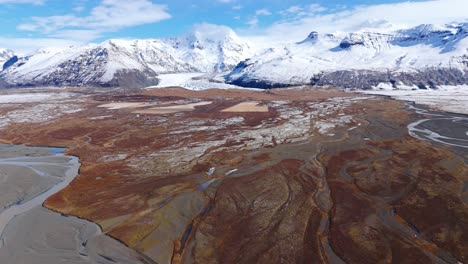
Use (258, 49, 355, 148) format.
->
(4, 0, 468, 53)
(17, 0, 171, 42)
(242, 0, 468, 43)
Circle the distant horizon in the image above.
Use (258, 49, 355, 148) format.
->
(0, 0, 467, 53)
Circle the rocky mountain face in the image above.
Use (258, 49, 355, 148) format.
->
(226, 23, 468, 89)
(0, 25, 253, 88)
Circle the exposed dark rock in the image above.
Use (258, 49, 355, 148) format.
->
(227, 67, 468, 90)
(228, 77, 294, 89)
(311, 68, 468, 90)
(3, 56, 18, 71)
(103, 69, 159, 89)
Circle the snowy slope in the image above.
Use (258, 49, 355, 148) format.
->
(0, 48, 14, 68)
(161, 24, 255, 72)
(0, 25, 253, 88)
(226, 23, 468, 89)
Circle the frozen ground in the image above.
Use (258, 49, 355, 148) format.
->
(361, 86, 468, 115)
(149, 72, 261, 90)
(0, 92, 83, 129)
(0, 92, 72, 104)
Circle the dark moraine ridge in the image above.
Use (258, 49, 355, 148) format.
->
(226, 65, 468, 90)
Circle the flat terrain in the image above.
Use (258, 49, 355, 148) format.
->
(221, 101, 268, 112)
(0, 145, 149, 264)
(0, 87, 466, 264)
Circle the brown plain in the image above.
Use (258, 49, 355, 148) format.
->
(0, 87, 466, 264)
(144, 86, 353, 101)
(221, 102, 268, 112)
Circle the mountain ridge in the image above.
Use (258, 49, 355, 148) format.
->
(226, 23, 468, 89)
(0, 24, 254, 88)
(1, 23, 468, 90)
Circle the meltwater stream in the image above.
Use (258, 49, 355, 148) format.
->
(407, 105, 468, 149)
(0, 144, 150, 264)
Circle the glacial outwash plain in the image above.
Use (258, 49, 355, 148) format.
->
(0, 85, 466, 264)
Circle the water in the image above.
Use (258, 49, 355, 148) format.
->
(48, 147, 67, 155)
(407, 105, 468, 149)
(198, 178, 217, 191)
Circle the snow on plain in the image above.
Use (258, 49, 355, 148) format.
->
(0, 92, 72, 104)
(362, 85, 468, 115)
(0, 92, 83, 129)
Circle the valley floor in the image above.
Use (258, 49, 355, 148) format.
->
(0, 86, 466, 264)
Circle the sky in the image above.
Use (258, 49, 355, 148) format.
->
(0, 0, 467, 53)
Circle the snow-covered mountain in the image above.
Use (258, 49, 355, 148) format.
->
(0, 48, 14, 68)
(226, 23, 468, 89)
(2, 23, 468, 90)
(0, 25, 254, 88)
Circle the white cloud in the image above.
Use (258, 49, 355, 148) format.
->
(0, 37, 83, 54)
(242, 0, 468, 43)
(247, 17, 259, 27)
(308, 4, 327, 13)
(17, 0, 171, 41)
(256, 9, 271, 16)
(73, 5, 85, 12)
(0, 0, 44, 4)
(279, 3, 327, 18)
(247, 8, 272, 28)
(284, 5, 302, 14)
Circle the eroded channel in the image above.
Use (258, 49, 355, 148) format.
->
(407, 104, 468, 149)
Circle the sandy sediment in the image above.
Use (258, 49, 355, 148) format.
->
(0, 144, 149, 264)
(0, 206, 150, 264)
(133, 101, 212, 115)
(98, 102, 153, 110)
(221, 101, 268, 112)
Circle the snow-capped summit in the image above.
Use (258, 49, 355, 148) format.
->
(2, 23, 468, 90)
(299, 31, 320, 43)
(0, 24, 254, 88)
(162, 24, 254, 72)
(226, 23, 468, 89)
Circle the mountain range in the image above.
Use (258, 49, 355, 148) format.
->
(0, 25, 254, 88)
(1, 23, 468, 89)
(227, 23, 468, 89)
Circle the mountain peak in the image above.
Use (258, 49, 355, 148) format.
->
(226, 22, 468, 89)
(0, 24, 254, 88)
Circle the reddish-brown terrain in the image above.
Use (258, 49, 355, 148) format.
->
(0, 87, 466, 264)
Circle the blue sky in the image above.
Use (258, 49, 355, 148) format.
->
(0, 0, 467, 52)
